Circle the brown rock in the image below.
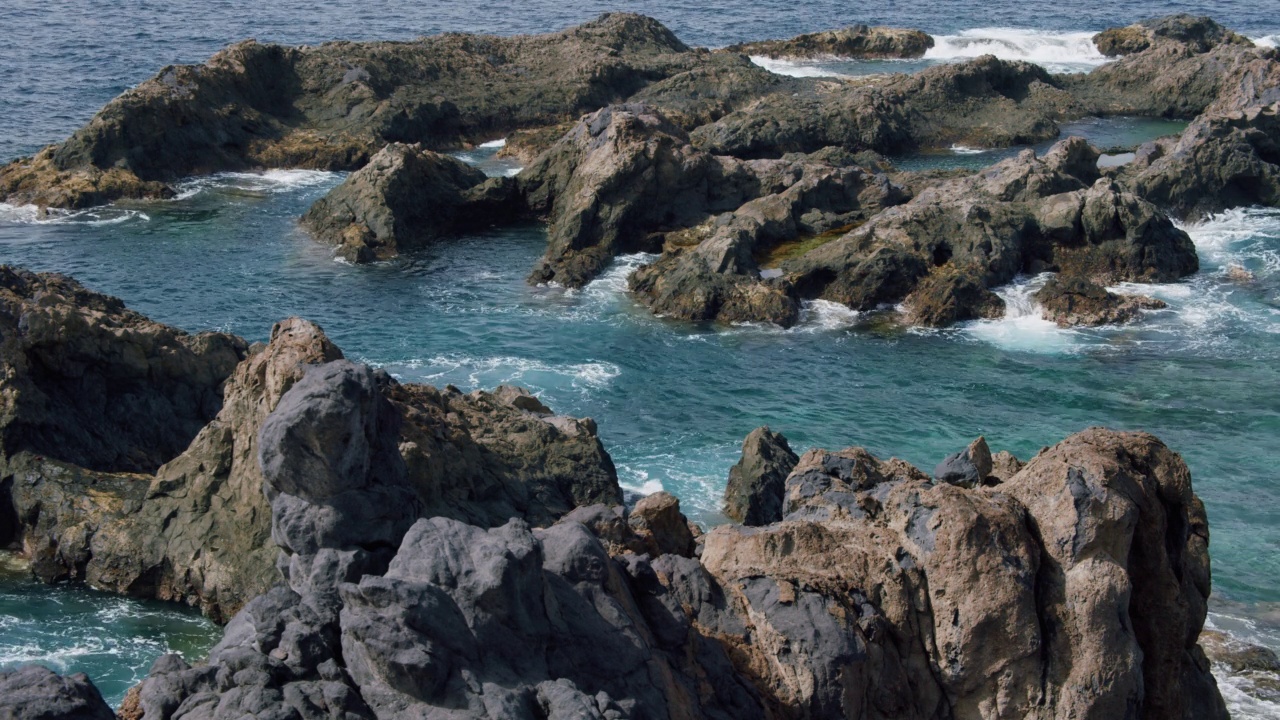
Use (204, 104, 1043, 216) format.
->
(726, 26, 935, 60)
(629, 491, 696, 557)
(1034, 274, 1167, 327)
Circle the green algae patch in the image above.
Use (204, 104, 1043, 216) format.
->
(756, 223, 858, 269)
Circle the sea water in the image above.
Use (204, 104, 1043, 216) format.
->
(1, 1, 1278, 713)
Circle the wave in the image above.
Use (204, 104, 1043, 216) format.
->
(925, 28, 1108, 73)
(1254, 35, 1279, 49)
(0, 202, 150, 226)
(380, 354, 621, 391)
(478, 138, 507, 149)
(963, 273, 1087, 353)
(172, 169, 342, 200)
(747, 55, 850, 78)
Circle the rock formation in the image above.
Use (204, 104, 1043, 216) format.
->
(0, 14, 709, 209)
(725, 26, 935, 59)
(300, 143, 512, 263)
(0, 270, 621, 621)
(723, 426, 799, 525)
(0, 665, 116, 720)
(1033, 274, 1167, 327)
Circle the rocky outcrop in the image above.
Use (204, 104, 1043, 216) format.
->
(0, 271, 621, 621)
(0, 665, 115, 720)
(934, 436, 994, 488)
(301, 143, 511, 263)
(726, 26, 935, 59)
(0, 266, 246, 475)
(778, 138, 1197, 326)
(1034, 274, 1167, 327)
(1115, 103, 1280, 220)
(1074, 16, 1278, 117)
(0, 14, 715, 209)
(723, 426, 798, 525)
(691, 56, 1077, 159)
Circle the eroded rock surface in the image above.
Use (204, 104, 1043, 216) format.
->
(726, 26, 935, 59)
(0, 665, 115, 720)
(1034, 274, 1167, 327)
(723, 426, 798, 525)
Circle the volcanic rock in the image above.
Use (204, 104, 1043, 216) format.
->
(0, 665, 115, 720)
(723, 426, 799, 525)
(726, 26, 935, 59)
(1034, 274, 1167, 327)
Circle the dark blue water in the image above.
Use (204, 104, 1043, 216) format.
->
(1, 2, 1279, 714)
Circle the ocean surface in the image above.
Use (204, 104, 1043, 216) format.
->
(1, 1, 1279, 715)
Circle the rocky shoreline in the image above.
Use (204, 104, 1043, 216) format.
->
(4, 14, 1275, 332)
(0, 10, 1279, 720)
(0, 266, 1266, 718)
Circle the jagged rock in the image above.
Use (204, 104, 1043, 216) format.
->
(628, 52, 801, 129)
(1200, 629, 1280, 699)
(691, 56, 1076, 159)
(1117, 103, 1280, 220)
(934, 436, 993, 488)
(776, 138, 1196, 327)
(0, 14, 715, 209)
(628, 491, 696, 557)
(300, 143, 496, 262)
(0, 266, 246, 475)
(989, 450, 1024, 482)
(723, 427, 798, 525)
(726, 26, 935, 59)
(0, 665, 115, 720)
(1034, 274, 1167, 327)
(1073, 15, 1278, 117)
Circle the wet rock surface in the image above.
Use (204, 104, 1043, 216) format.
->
(0, 665, 116, 720)
(1034, 274, 1167, 327)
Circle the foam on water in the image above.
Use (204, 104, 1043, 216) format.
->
(1254, 34, 1279, 48)
(747, 55, 850, 78)
(173, 169, 343, 200)
(926, 28, 1109, 73)
(964, 273, 1084, 353)
(797, 299, 862, 332)
(382, 354, 621, 392)
(0, 202, 150, 226)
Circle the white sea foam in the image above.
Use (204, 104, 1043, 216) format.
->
(172, 169, 341, 200)
(748, 55, 849, 78)
(616, 467, 666, 496)
(1253, 34, 1279, 49)
(0, 202, 149, 226)
(926, 28, 1109, 73)
(478, 138, 507, 149)
(964, 273, 1085, 353)
(949, 145, 990, 155)
(797, 299, 862, 331)
(388, 354, 621, 391)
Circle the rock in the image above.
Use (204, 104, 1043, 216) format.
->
(0, 665, 115, 720)
(0, 14, 715, 209)
(723, 427, 798, 525)
(0, 266, 246, 475)
(629, 491, 696, 557)
(1034, 274, 1167, 327)
(628, 51, 801, 129)
(1118, 103, 1280, 220)
(300, 143, 495, 262)
(1200, 629, 1280, 700)
(989, 449, 1024, 482)
(691, 56, 1076, 159)
(1072, 16, 1277, 118)
(726, 26, 935, 59)
(779, 139, 1197, 327)
(934, 436, 993, 488)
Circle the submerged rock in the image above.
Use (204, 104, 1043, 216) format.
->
(300, 143, 499, 262)
(0, 665, 115, 720)
(1034, 274, 1167, 327)
(726, 25, 935, 59)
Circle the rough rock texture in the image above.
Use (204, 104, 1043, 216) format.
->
(1034, 274, 1167, 327)
(0, 14, 714, 209)
(933, 436, 993, 488)
(118, 424, 1227, 720)
(0, 272, 621, 620)
(1200, 629, 1280, 701)
(726, 26, 935, 59)
(0, 266, 246, 475)
(1117, 103, 1280, 220)
(628, 491, 696, 557)
(779, 138, 1197, 326)
(300, 143, 503, 262)
(723, 426, 799, 525)
(691, 56, 1078, 159)
(0, 665, 116, 720)
(1074, 16, 1279, 118)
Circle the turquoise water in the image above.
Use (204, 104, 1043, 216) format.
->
(0, 0, 1278, 711)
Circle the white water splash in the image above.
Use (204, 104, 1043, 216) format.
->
(964, 273, 1084, 353)
(384, 354, 621, 391)
(173, 169, 341, 200)
(949, 145, 990, 155)
(926, 28, 1108, 73)
(478, 138, 507, 149)
(748, 55, 850, 78)
(1253, 34, 1279, 49)
(797, 299, 862, 331)
(0, 202, 149, 226)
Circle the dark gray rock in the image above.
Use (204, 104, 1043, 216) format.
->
(934, 436, 994, 489)
(723, 427, 798, 525)
(0, 666, 115, 720)
(1033, 274, 1167, 327)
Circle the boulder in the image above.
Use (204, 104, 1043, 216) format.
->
(628, 491, 696, 557)
(723, 426, 799, 525)
(0, 13, 715, 209)
(1118, 103, 1280, 220)
(1094, 14, 1254, 57)
(300, 143, 498, 262)
(0, 665, 115, 720)
(989, 450, 1024, 482)
(726, 26, 935, 59)
(1033, 274, 1167, 327)
(934, 436, 994, 488)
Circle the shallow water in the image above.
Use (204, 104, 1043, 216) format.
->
(2, 0, 1280, 712)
